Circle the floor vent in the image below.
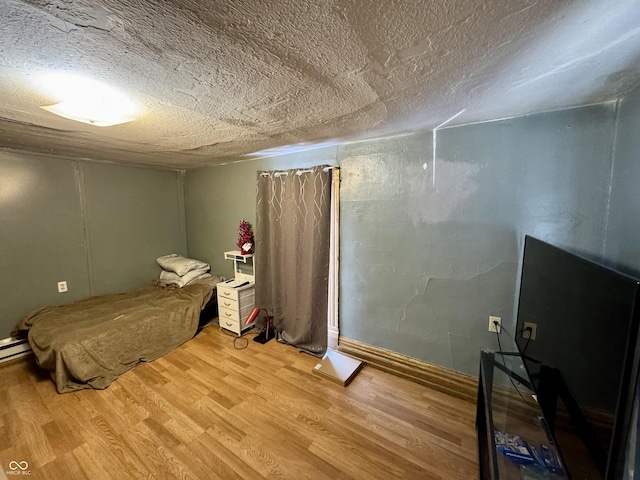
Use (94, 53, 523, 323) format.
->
(0, 337, 32, 364)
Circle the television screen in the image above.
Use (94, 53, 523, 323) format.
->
(515, 236, 640, 479)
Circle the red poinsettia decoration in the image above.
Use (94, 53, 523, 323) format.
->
(237, 220, 254, 255)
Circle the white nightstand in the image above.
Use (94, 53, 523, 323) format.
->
(217, 251, 255, 336)
(217, 282, 255, 335)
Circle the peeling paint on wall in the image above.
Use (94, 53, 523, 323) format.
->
(405, 159, 480, 225)
(339, 104, 617, 376)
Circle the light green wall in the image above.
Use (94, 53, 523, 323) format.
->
(340, 105, 617, 375)
(0, 152, 186, 338)
(0, 153, 89, 337)
(81, 161, 187, 295)
(606, 84, 640, 277)
(4, 95, 638, 375)
(185, 148, 339, 278)
(185, 103, 620, 377)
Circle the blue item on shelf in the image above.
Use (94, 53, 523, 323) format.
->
(495, 431, 536, 465)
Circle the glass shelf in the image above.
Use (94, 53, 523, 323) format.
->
(477, 350, 568, 480)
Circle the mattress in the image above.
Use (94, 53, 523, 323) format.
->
(14, 281, 213, 393)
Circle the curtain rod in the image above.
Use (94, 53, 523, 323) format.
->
(261, 165, 338, 177)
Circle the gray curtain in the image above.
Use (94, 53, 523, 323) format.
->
(255, 165, 332, 355)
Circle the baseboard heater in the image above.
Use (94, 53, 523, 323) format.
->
(0, 337, 32, 364)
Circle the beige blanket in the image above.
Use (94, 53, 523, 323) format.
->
(14, 282, 213, 393)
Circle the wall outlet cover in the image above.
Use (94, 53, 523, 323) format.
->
(489, 316, 502, 333)
(523, 322, 537, 340)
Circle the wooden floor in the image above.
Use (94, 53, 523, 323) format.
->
(0, 323, 479, 479)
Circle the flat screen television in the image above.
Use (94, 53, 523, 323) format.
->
(515, 235, 640, 480)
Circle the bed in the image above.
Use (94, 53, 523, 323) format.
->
(14, 257, 222, 393)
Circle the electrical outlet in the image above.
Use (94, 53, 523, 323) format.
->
(57, 281, 68, 293)
(523, 322, 537, 340)
(488, 316, 502, 333)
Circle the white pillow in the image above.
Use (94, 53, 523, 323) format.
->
(159, 267, 210, 287)
(156, 254, 210, 276)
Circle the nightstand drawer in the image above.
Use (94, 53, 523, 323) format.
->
(218, 284, 254, 301)
(218, 297, 238, 311)
(216, 280, 255, 335)
(217, 286, 254, 309)
(219, 311, 241, 332)
(219, 305, 241, 323)
(219, 303, 255, 335)
(218, 287, 238, 300)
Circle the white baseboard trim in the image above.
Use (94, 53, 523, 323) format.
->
(328, 327, 339, 349)
(0, 337, 32, 364)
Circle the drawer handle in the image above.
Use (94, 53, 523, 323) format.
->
(223, 290, 231, 296)
(225, 312, 232, 317)
(224, 321, 233, 327)
(224, 302, 231, 306)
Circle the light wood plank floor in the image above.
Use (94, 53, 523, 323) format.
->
(0, 323, 479, 479)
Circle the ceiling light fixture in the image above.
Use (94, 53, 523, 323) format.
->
(37, 72, 139, 127)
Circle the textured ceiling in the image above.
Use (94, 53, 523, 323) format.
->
(1, 0, 640, 169)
